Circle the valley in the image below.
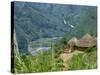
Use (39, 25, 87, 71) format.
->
(12, 1, 97, 73)
(28, 37, 62, 55)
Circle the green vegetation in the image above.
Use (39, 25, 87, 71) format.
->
(31, 37, 60, 48)
(13, 49, 64, 73)
(14, 1, 97, 52)
(68, 48, 97, 70)
(12, 2, 97, 73)
(14, 55, 28, 73)
(13, 43, 97, 73)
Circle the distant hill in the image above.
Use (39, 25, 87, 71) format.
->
(69, 7, 97, 38)
(13, 2, 97, 53)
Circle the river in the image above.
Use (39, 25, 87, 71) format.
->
(28, 37, 62, 55)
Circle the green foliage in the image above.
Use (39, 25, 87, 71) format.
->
(14, 50, 52, 73)
(60, 37, 67, 45)
(71, 7, 97, 38)
(59, 37, 67, 49)
(13, 40, 97, 73)
(14, 55, 29, 73)
(13, 45, 65, 73)
(84, 47, 97, 53)
(68, 49, 97, 70)
(14, 2, 97, 52)
(31, 37, 60, 48)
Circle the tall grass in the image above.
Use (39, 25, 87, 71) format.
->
(68, 48, 97, 70)
(13, 48, 64, 73)
(13, 46, 97, 73)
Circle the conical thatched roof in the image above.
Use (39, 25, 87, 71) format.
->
(76, 33, 96, 47)
(68, 37, 78, 46)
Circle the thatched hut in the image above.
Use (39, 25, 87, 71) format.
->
(76, 33, 97, 48)
(67, 33, 97, 52)
(68, 37, 78, 46)
(67, 37, 78, 52)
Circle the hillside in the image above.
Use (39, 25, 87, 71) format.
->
(13, 2, 97, 53)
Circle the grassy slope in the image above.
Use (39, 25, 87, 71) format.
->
(68, 47, 97, 70)
(13, 46, 97, 73)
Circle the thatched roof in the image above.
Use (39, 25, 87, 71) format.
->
(76, 33, 96, 47)
(68, 37, 78, 46)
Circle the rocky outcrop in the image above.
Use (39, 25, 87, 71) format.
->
(13, 30, 19, 55)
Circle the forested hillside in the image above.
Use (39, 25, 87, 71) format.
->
(14, 1, 97, 53)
